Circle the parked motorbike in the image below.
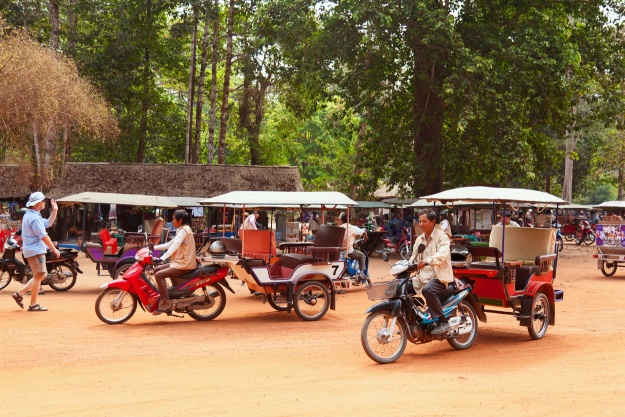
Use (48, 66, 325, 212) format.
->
(94, 243, 234, 324)
(574, 220, 595, 246)
(342, 238, 371, 286)
(360, 247, 479, 364)
(0, 235, 82, 291)
(378, 226, 411, 260)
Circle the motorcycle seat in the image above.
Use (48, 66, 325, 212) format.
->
(176, 264, 220, 280)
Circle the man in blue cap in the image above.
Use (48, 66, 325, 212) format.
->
(11, 191, 60, 312)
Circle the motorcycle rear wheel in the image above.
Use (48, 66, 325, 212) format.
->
(48, 264, 78, 291)
(187, 283, 227, 321)
(361, 310, 407, 364)
(446, 301, 478, 350)
(0, 270, 12, 290)
(95, 288, 137, 325)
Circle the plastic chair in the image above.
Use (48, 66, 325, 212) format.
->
(99, 229, 118, 254)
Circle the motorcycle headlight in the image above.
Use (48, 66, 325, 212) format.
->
(390, 260, 410, 276)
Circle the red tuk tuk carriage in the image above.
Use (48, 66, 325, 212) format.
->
(418, 186, 566, 339)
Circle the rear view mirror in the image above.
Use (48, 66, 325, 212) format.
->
(381, 252, 389, 262)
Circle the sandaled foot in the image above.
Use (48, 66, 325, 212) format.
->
(27, 304, 48, 312)
(152, 302, 172, 315)
(12, 292, 24, 309)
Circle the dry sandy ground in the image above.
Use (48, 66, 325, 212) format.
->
(1, 242, 624, 417)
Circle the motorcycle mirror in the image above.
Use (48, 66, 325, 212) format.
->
(381, 252, 389, 263)
(417, 243, 426, 254)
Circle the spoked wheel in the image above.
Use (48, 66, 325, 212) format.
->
(267, 290, 289, 311)
(48, 264, 78, 291)
(564, 235, 574, 241)
(584, 232, 596, 245)
(293, 280, 330, 321)
(446, 301, 478, 350)
(528, 292, 550, 340)
(556, 237, 563, 252)
(601, 260, 618, 277)
(399, 244, 411, 261)
(361, 310, 407, 364)
(187, 283, 227, 321)
(95, 288, 138, 325)
(0, 270, 12, 290)
(574, 235, 583, 245)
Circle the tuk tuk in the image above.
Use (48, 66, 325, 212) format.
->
(419, 186, 566, 339)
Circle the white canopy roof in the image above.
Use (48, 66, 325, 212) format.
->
(199, 191, 357, 207)
(410, 199, 484, 208)
(421, 186, 567, 205)
(594, 201, 625, 209)
(57, 192, 178, 208)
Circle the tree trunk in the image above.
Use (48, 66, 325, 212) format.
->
(412, 60, 445, 196)
(562, 105, 579, 203)
(186, 6, 199, 163)
(136, 0, 152, 163)
(350, 120, 366, 199)
(193, 13, 211, 164)
(67, 0, 77, 54)
(50, 0, 59, 51)
(32, 124, 42, 187)
(618, 168, 624, 201)
(207, 0, 220, 165)
(42, 125, 57, 187)
(217, 0, 235, 165)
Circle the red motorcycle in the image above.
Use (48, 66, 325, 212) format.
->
(94, 245, 233, 324)
(574, 219, 596, 246)
(378, 226, 411, 260)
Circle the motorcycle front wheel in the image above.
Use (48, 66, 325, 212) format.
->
(48, 264, 78, 291)
(0, 270, 12, 290)
(187, 283, 227, 321)
(361, 310, 407, 364)
(95, 288, 137, 325)
(583, 232, 596, 245)
(556, 237, 563, 252)
(399, 244, 411, 261)
(446, 301, 478, 350)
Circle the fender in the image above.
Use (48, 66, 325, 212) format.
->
(100, 278, 133, 292)
(365, 299, 402, 316)
(465, 292, 487, 323)
(524, 281, 555, 304)
(218, 277, 235, 294)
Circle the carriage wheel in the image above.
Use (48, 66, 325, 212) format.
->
(527, 293, 549, 340)
(601, 261, 618, 277)
(293, 281, 330, 321)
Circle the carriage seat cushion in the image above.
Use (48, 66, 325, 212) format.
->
(515, 265, 541, 291)
(280, 253, 313, 270)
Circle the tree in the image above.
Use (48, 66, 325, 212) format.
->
(0, 20, 117, 187)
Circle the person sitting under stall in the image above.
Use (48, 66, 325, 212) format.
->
(495, 212, 520, 227)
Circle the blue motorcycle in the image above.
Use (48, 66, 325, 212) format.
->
(341, 239, 370, 286)
(360, 250, 481, 364)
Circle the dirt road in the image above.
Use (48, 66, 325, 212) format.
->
(1, 243, 624, 417)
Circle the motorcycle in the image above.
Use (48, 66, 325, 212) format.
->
(360, 247, 479, 364)
(94, 243, 234, 324)
(342, 238, 371, 286)
(378, 226, 411, 260)
(0, 234, 82, 291)
(574, 220, 595, 246)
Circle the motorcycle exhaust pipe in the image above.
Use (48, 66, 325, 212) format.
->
(448, 316, 473, 335)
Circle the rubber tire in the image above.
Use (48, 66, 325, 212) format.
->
(446, 301, 478, 350)
(583, 232, 596, 246)
(601, 260, 618, 277)
(564, 235, 574, 242)
(556, 237, 563, 252)
(574, 235, 583, 245)
(293, 280, 330, 321)
(361, 310, 408, 364)
(399, 244, 410, 261)
(0, 270, 12, 290)
(267, 290, 289, 311)
(95, 288, 138, 325)
(527, 292, 550, 340)
(48, 264, 78, 291)
(187, 283, 227, 321)
(113, 263, 133, 281)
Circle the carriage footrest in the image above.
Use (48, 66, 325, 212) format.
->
(554, 289, 564, 302)
(334, 279, 351, 292)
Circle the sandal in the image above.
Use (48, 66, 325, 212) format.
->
(27, 304, 48, 312)
(12, 292, 24, 309)
(152, 302, 172, 315)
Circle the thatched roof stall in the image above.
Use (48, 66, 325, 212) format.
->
(0, 165, 33, 199)
(47, 162, 303, 198)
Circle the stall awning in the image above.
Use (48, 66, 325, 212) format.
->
(355, 201, 393, 209)
(56, 192, 178, 208)
(593, 201, 625, 209)
(421, 187, 567, 205)
(199, 191, 357, 207)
